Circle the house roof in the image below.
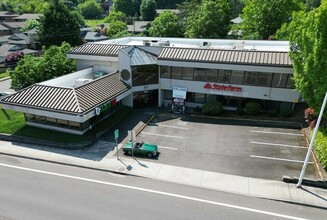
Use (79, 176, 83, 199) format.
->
(84, 32, 108, 42)
(8, 33, 30, 42)
(14, 14, 42, 20)
(0, 24, 9, 31)
(1, 72, 131, 115)
(127, 21, 150, 32)
(0, 11, 18, 18)
(68, 43, 128, 56)
(0, 36, 8, 44)
(156, 9, 180, 14)
(0, 43, 37, 57)
(158, 47, 292, 67)
(2, 22, 26, 29)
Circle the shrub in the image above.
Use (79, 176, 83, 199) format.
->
(314, 129, 327, 169)
(244, 102, 261, 115)
(267, 109, 279, 117)
(202, 101, 223, 115)
(304, 107, 318, 128)
(280, 109, 294, 118)
(236, 107, 244, 115)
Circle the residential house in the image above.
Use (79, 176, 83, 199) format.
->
(0, 24, 10, 36)
(0, 11, 18, 23)
(2, 22, 26, 34)
(83, 32, 108, 42)
(13, 14, 42, 22)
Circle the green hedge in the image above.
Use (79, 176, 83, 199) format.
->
(314, 129, 327, 169)
(202, 101, 223, 115)
(244, 102, 261, 115)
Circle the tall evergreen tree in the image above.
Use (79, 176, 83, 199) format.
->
(38, 0, 81, 47)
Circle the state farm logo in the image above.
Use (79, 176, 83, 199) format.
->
(204, 83, 242, 92)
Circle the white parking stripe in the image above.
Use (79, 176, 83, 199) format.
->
(148, 123, 189, 130)
(251, 142, 307, 149)
(251, 130, 303, 136)
(250, 155, 314, 164)
(158, 146, 178, 150)
(0, 163, 310, 220)
(141, 131, 183, 139)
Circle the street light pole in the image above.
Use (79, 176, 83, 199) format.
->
(297, 91, 327, 188)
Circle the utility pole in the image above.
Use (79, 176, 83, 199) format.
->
(297, 91, 327, 188)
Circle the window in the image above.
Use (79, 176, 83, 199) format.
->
(206, 94, 217, 102)
(194, 68, 206, 81)
(186, 92, 195, 102)
(163, 90, 172, 99)
(182, 67, 193, 80)
(257, 72, 272, 87)
(231, 70, 244, 84)
(194, 93, 205, 103)
(271, 73, 287, 87)
(244, 72, 258, 85)
(206, 69, 218, 82)
(286, 75, 295, 88)
(218, 70, 231, 83)
(171, 66, 182, 79)
(160, 66, 170, 78)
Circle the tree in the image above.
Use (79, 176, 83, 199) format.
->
(37, 0, 81, 48)
(11, 42, 76, 90)
(287, 2, 327, 111)
(149, 11, 182, 37)
(113, 0, 135, 17)
(185, 0, 231, 39)
(103, 11, 127, 23)
(4, 51, 24, 67)
(228, 0, 245, 18)
(176, 0, 201, 36)
(240, 0, 303, 40)
(78, 0, 103, 19)
(21, 19, 40, 32)
(304, 0, 321, 10)
(140, 0, 157, 21)
(107, 20, 128, 37)
(71, 10, 86, 26)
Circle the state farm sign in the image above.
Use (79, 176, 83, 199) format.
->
(204, 83, 242, 92)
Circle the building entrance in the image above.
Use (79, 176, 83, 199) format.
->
(133, 90, 158, 108)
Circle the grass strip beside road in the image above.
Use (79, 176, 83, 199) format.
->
(0, 106, 132, 143)
(0, 71, 10, 79)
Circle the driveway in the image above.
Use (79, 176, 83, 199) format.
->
(121, 112, 317, 181)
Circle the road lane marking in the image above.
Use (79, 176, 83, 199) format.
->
(0, 163, 309, 220)
(251, 130, 303, 136)
(141, 131, 183, 139)
(148, 123, 189, 130)
(251, 142, 307, 149)
(250, 155, 314, 164)
(158, 146, 178, 151)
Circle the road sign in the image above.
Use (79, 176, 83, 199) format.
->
(114, 129, 119, 139)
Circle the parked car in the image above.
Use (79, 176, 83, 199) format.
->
(122, 141, 158, 158)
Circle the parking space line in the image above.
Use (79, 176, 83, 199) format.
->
(141, 132, 184, 139)
(250, 155, 314, 164)
(251, 130, 303, 136)
(148, 123, 189, 130)
(251, 142, 307, 149)
(158, 146, 178, 150)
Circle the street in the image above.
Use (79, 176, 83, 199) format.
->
(0, 155, 325, 220)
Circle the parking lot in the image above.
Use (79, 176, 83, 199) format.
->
(122, 112, 317, 181)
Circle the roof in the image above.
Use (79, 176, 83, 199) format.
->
(1, 72, 131, 114)
(231, 17, 242, 24)
(156, 9, 180, 14)
(158, 47, 292, 67)
(0, 11, 18, 17)
(0, 36, 8, 44)
(2, 22, 26, 29)
(0, 24, 9, 31)
(68, 43, 128, 56)
(14, 14, 42, 20)
(127, 21, 150, 32)
(84, 32, 108, 42)
(129, 47, 157, 66)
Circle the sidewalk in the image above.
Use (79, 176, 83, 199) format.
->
(0, 108, 326, 208)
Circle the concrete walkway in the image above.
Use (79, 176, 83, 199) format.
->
(0, 138, 326, 209)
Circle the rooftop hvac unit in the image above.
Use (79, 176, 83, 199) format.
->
(158, 41, 170, 46)
(143, 40, 151, 46)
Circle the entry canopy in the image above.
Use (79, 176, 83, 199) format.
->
(173, 87, 187, 99)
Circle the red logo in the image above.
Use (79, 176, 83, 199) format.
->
(204, 83, 242, 92)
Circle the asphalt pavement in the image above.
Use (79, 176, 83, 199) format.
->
(0, 107, 326, 208)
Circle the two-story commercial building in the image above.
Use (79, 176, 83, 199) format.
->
(0, 37, 301, 134)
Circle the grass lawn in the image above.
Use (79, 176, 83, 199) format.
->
(85, 19, 105, 28)
(0, 106, 132, 143)
(0, 71, 10, 79)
